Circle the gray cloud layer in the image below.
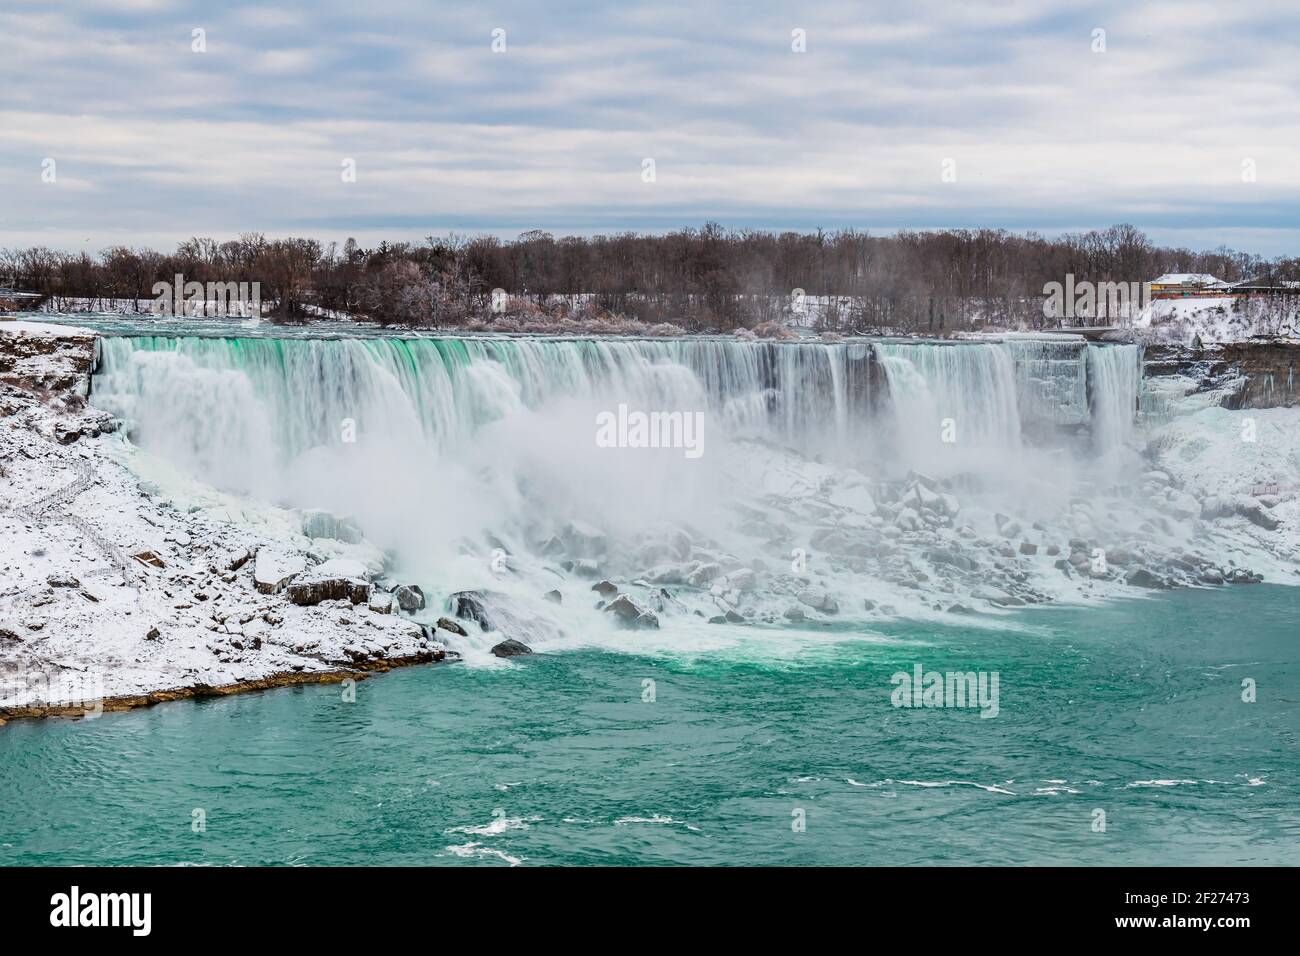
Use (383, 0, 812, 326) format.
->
(3, 0, 1299, 253)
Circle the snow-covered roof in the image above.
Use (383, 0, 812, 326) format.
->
(1152, 273, 1225, 287)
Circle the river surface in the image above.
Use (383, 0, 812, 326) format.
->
(2, 585, 1295, 866)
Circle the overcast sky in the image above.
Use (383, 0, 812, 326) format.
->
(3, 0, 1299, 255)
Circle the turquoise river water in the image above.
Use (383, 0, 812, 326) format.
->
(1, 585, 1295, 866)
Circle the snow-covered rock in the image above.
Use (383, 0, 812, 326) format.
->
(254, 549, 306, 594)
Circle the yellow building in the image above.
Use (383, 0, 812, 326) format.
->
(1149, 273, 1227, 297)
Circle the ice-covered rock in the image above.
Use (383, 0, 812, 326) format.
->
(213, 546, 252, 573)
(685, 561, 723, 588)
(254, 549, 306, 594)
(604, 594, 659, 629)
(286, 572, 369, 607)
(724, 568, 757, 591)
(796, 586, 839, 614)
(924, 548, 977, 572)
(394, 584, 426, 612)
(1201, 495, 1282, 531)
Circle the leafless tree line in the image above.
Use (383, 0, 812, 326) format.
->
(4, 223, 1296, 331)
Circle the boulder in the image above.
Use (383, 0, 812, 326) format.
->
(394, 584, 426, 613)
(448, 590, 493, 629)
(491, 638, 533, 658)
(724, 568, 757, 591)
(905, 481, 943, 514)
(368, 592, 394, 614)
(592, 580, 620, 598)
(436, 616, 468, 637)
(254, 549, 306, 594)
(796, 587, 839, 614)
(924, 548, 976, 572)
(1201, 495, 1282, 531)
(287, 577, 352, 606)
(685, 562, 723, 588)
(894, 507, 922, 531)
(54, 423, 82, 445)
(1237, 501, 1281, 531)
(286, 558, 372, 606)
(1125, 568, 1167, 589)
(604, 594, 660, 629)
(810, 527, 879, 557)
(643, 564, 689, 585)
(213, 547, 251, 572)
(543, 589, 562, 604)
(1106, 548, 1134, 567)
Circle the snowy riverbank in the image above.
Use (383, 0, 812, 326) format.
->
(1, 322, 452, 720)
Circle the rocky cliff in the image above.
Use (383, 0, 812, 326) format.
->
(1144, 341, 1299, 409)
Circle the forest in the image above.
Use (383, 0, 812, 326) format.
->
(5, 223, 1296, 332)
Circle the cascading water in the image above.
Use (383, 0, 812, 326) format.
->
(91, 333, 1145, 657)
(873, 341, 1024, 479)
(94, 336, 876, 463)
(1086, 343, 1142, 449)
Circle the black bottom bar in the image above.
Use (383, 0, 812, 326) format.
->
(0, 866, 1285, 942)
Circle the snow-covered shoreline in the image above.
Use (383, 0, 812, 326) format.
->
(1, 323, 453, 721)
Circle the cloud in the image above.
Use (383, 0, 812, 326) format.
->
(1, 0, 1299, 254)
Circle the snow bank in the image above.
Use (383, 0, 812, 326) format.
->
(0, 319, 95, 337)
(1134, 297, 1300, 344)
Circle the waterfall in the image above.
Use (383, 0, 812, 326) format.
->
(93, 336, 875, 464)
(874, 342, 1022, 456)
(1086, 343, 1141, 448)
(91, 333, 1142, 591)
(94, 334, 1140, 485)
